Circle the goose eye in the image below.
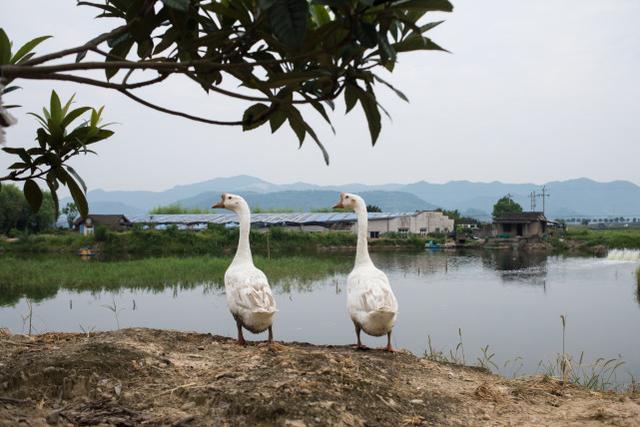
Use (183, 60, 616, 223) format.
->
(345, 196, 349, 199)
(228, 196, 232, 200)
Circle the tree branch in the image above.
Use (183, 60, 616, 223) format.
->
(24, 25, 131, 66)
(116, 89, 245, 126)
(15, 72, 169, 90)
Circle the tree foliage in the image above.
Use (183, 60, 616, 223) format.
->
(0, 183, 56, 235)
(366, 204, 381, 212)
(492, 196, 523, 218)
(0, 91, 113, 218)
(0, 0, 453, 215)
(61, 202, 79, 228)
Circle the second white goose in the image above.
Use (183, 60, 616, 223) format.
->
(333, 192, 398, 351)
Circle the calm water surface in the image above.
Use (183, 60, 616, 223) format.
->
(1, 251, 639, 382)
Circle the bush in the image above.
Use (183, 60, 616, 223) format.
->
(94, 225, 109, 242)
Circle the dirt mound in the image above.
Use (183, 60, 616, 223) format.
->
(1, 328, 639, 426)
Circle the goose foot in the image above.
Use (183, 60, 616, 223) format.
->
(236, 320, 247, 346)
(354, 324, 369, 351)
(383, 331, 396, 352)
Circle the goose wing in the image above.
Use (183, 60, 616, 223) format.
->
(348, 269, 397, 314)
(227, 268, 277, 313)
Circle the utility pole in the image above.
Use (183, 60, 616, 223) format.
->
(530, 191, 537, 211)
(537, 186, 550, 214)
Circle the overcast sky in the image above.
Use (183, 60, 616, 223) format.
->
(2, 0, 639, 193)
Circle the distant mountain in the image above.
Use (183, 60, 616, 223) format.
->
(178, 190, 437, 213)
(73, 176, 640, 219)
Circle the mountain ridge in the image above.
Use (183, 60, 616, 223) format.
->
(67, 176, 640, 218)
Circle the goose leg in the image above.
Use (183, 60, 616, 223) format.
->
(385, 331, 396, 353)
(236, 319, 246, 346)
(355, 324, 368, 350)
(268, 325, 274, 343)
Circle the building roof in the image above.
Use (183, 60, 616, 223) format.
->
(128, 212, 436, 226)
(494, 212, 547, 224)
(74, 214, 131, 227)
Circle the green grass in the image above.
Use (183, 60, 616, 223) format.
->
(149, 203, 211, 214)
(0, 227, 431, 256)
(0, 255, 351, 306)
(565, 227, 640, 249)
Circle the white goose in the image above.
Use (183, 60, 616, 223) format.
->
(212, 193, 277, 345)
(333, 192, 398, 351)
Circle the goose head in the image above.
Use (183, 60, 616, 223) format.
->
(212, 193, 248, 212)
(333, 192, 363, 211)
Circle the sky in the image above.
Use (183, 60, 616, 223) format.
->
(1, 0, 640, 193)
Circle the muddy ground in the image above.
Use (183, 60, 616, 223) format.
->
(1, 328, 638, 426)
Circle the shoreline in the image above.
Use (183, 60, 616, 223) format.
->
(1, 328, 638, 426)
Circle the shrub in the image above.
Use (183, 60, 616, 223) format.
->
(94, 225, 109, 242)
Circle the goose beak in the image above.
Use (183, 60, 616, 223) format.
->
(333, 200, 344, 209)
(212, 202, 224, 208)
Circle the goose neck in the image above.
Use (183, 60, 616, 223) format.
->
(233, 205, 253, 264)
(354, 202, 372, 266)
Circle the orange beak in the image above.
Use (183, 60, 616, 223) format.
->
(212, 195, 225, 209)
(333, 193, 345, 209)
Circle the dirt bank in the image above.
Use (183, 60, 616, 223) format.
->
(1, 328, 638, 426)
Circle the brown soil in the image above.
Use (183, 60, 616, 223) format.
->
(1, 328, 638, 426)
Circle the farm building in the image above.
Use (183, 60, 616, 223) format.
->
(129, 211, 454, 237)
(493, 212, 548, 238)
(74, 214, 132, 236)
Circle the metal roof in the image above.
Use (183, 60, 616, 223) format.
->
(128, 212, 426, 226)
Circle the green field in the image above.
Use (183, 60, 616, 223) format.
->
(0, 226, 429, 256)
(0, 255, 351, 306)
(565, 227, 640, 249)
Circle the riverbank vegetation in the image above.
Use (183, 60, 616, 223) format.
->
(0, 226, 429, 256)
(0, 255, 351, 306)
(565, 227, 640, 249)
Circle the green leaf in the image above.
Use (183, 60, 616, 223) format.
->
(267, 0, 309, 49)
(66, 165, 87, 193)
(286, 107, 306, 146)
(49, 91, 63, 124)
(353, 86, 381, 145)
(264, 70, 331, 88)
(58, 168, 88, 218)
(344, 83, 358, 113)
(269, 109, 287, 133)
(1, 85, 21, 94)
(390, 0, 453, 12)
(356, 22, 378, 48)
(105, 38, 133, 80)
(47, 181, 60, 218)
(161, 0, 190, 12)
(308, 99, 335, 134)
(373, 75, 409, 102)
(10, 35, 52, 64)
(23, 179, 43, 212)
(61, 106, 92, 129)
(242, 103, 270, 131)
(310, 5, 331, 26)
(393, 36, 448, 53)
(0, 28, 11, 64)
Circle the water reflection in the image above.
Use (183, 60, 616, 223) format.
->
(481, 250, 549, 287)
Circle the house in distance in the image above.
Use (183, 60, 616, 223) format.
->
(74, 214, 132, 236)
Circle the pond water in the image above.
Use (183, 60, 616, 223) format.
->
(1, 251, 639, 384)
